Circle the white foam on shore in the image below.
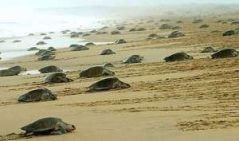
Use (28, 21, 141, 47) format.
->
(0, 32, 112, 61)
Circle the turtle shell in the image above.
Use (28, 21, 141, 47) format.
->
(18, 88, 57, 102)
(80, 66, 115, 78)
(164, 52, 193, 62)
(211, 48, 238, 59)
(88, 77, 130, 92)
(21, 117, 63, 133)
(45, 72, 72, 83)
(123, 55, 143, 64)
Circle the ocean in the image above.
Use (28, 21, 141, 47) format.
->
(0, 7, 115, 61)
(0, 7, 108, 38)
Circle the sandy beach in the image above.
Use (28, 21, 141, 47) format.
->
(0, 10, 239, 141)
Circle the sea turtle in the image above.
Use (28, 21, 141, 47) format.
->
(43, 36, 51, 40)
(211, 48, 238, 59)
(90, 30, 97, 33)
(222, 30, 236, 36)
(117, 26, 125, 30)
(71, 45, 89, 51)
(201, 47, 216, 53)
(96, 31, 107, 35)
(12, 40, 21, 43)
(129, 28, 136, 32)
(0, 66, 27, 77)
(223, 30, 235, 36)
(100, 49, 116, 55)
(35, 49, 54, 56)
(82, 33, 90, 37)
(21, 117, 75, 136)
(69, 44, 81, 48)
(159, 24, 173, 29)
(172, 26, 182, 30)
(111, 30, 121, 35)
(48, 47, 56, 51)
(87, 77, 130, 92)
(28, 47, 39, 51)
(39, 65, 63, 73)
(192, 19, 203, 24)
(123, 55, 144, 64)
(85, 42, 95, 46)
(40, 33, 47, 36)
(168, 31, 185, 38)
(164, 52, 193, 62)
(80, 66, 115, 78)
(36, 41, 47, 45)
(136, 27, 146, 31)
(38, 54, 55, 61)
(177, 20, 183, 23)
(200, 24, 210, 28)
(61, 30, 71, 34)
(148, 33, 158, 38)
(115, 39, 126, 44)
(9, 66, 27, 72)
(70, 32, 82, 38)
(18, 88, 57, 102)
(45, 72, 73, 83)
(70, 33, 79, 38)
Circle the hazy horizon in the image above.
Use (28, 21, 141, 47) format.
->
(1, 0, 239, 9)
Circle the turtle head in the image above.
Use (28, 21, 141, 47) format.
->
(66, 124, 76, 132)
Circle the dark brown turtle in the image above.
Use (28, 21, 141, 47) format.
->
(200, 24, 209, 28)
(36, 41, 47, 45)
(39, 65, 63, 73)
(71, 45, 89, 51)
(100, 49, 116, 55)
(111, 30, 121, 35)
(117, 26, 125, 30)
(192, 19, 203, 24)
(201, 47, 216, 53)
(38, 54, 55, 61)
(168, 31, 185, 38)
(223, 30, 235, 36)
(115, 39, 126, 44)
(28, 47, 39, 51)
(35, 49, 54, 56)
(159, 24, 174, 29)
(21, 117, 75, 136)
(164, 52, 193, 62)
(211, 48, 238, 59)
(43, 36, 51, 40)
(0, 66, 26, 77)
(45, 72, 73, 83)
(13, 40, 21, 43)
(80, 66, 115, 78)
(48, 47, 56, 51)
(123, 55, 144, 64)
(85, 42, 95, 46)
(18, 88, 57, 102)
(87, 77, 130, 92)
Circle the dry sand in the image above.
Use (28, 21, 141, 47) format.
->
(0, 15, 239, 141)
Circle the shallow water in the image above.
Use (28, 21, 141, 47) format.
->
(0, 33, 111, 61)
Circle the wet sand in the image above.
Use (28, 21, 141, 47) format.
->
(0, 15, 239, 141)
